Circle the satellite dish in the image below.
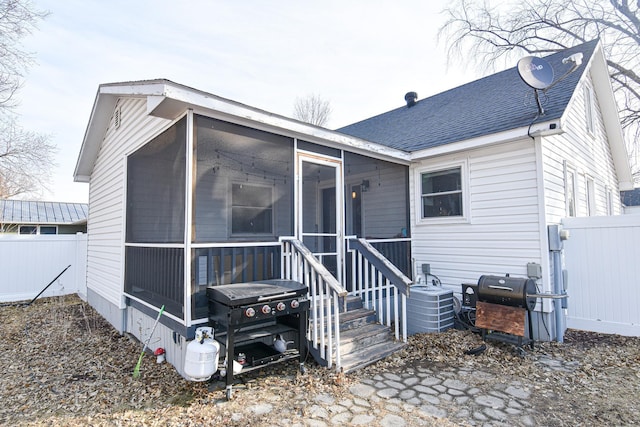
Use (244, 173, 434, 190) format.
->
(517, 56, 554, 90)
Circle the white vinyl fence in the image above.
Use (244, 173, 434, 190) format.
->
(562, 214, 640, 336)
(0, 233, 87, 303)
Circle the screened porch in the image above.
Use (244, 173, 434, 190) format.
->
(123, 111, 411, 337)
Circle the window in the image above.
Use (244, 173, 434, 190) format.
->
(421, 167, 463, 218)
(585, 176, 596, 216)
(18, 225, 57, 234)
(565, 164, 577, 217)
(231, 183, 273, 234)
(40, 226, 57, 235)
(584, 85, 595, 134)
(19, 225, 37, 234)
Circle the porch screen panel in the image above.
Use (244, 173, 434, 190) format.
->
(343, 152, 409, 239)
(192, 115, 294, 243)
(126, 118, 186, 243)
(344, 152, 411, 277)
(124, 246, 184, 318)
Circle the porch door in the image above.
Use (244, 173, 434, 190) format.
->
(298, 153, 343, 282)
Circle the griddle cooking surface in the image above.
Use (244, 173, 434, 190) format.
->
(207, 280, 307, 306)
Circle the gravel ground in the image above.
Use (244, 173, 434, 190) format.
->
(1, 294, 639, 426)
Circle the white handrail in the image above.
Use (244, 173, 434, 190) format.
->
(346, 237, 413, 343)
(280, 237, 347, 370)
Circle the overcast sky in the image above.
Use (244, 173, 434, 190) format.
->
(17, 0, 480, 203)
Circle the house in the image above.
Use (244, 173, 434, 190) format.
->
(621, 188, 640, 214)
(74, 39, 632, 378)
(0, 200, 88, 234)
(339, 39, 633, 340)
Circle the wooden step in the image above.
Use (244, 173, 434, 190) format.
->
(338, 308, 377, 331)
(310, 307, 377, 331)
(339, 339, 407, 373)
(340, 295, 363, 312)
(338, 323, 395, 354)
(307, 295, 406, 373)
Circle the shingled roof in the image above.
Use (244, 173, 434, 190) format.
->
(0, 200, 88, 225)
(338, 40, 598, 152)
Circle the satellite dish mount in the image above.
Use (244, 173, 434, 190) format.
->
(517, 56, 555, 115)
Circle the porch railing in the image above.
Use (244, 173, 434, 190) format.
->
(346, 237, 413, 342)
(280, 236, 347, 369)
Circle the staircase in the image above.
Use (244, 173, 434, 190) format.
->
(310, 295, 407, 373)
(280, 237, 411, 373)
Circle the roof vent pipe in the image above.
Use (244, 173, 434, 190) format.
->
(404, 91, 418, 107)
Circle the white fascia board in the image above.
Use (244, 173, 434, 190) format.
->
(589, 43, 634, 190)
(74, 92, 118, 181)
(408, 119, 563, 160)
(153, 82, 411, 164)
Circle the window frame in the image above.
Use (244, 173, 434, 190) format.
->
(229, 181, 275, 237)
(585, 175, 596, 216)
(39, 225, 58, 235)
(584, 84, 595, 136)
(605, 185, 614, 215)
(564, 161, 577, 217)
(19, 225, 37, 235)
(415, 161, 469, 224)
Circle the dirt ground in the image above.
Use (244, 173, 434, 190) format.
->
(1, 294, 639, 426)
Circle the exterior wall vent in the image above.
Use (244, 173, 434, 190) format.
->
(114, 106, 122, 129)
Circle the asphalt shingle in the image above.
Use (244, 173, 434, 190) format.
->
(338, 40, 598, 152)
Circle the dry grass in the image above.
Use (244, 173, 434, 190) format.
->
(1, 294, 639, 426)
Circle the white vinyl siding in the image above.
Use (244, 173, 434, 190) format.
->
(542, 72, 622, 223)
(87, 98, 173, 308)
(410, 140, 542, 291)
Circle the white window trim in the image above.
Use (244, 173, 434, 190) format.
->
(39, 225, 59, 235)
(414, 160, 470, 225)
(584, 84, 595, 136)
(564, 161, 577, 217)
(585, 174, 596, 216)
(18, 225, 58, 235)
(605, 185, 613, 215)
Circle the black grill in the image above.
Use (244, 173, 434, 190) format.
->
(477, 275, 537, 311)
(207, 279, 309, 400)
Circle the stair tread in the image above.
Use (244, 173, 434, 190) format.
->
(310, 307, 376, 324)
(339, 323, 392, 342)
(337, 308, 376, 322)
(339, 340, 407, 373)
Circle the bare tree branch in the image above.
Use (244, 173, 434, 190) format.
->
(293, 94, 332, 127)
(0, 1, 52, 199)
(0, 118, 56, 198)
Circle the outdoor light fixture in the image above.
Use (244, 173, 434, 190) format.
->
(361, 180, 369, 192)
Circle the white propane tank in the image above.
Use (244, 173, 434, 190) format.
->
(184, 326, 220, 381)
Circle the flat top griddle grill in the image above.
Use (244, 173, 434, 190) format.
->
(207, 279, 307, 306)
(206, 279, 309, 400)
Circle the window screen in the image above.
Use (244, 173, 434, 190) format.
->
(421, 167, 463, 217)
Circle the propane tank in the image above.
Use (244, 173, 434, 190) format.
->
(184, 326, 220, 381)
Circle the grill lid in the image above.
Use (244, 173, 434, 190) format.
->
(207, 280, 307, 306)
